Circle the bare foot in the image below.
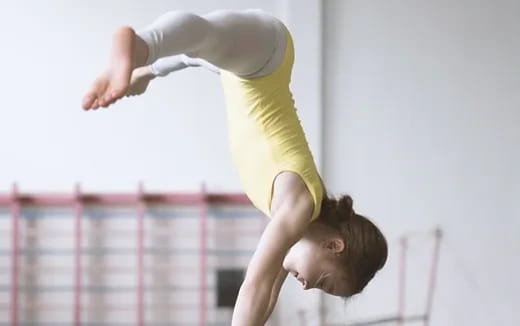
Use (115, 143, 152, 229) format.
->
(82, 26, 138, 110)
(126, 65, 156, 97)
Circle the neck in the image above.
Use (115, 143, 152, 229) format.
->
(305, 221, 335, 241)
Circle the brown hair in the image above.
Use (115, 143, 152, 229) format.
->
(318, 194, 388, 297)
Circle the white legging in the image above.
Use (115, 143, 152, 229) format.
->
(137, 9, 287, 79)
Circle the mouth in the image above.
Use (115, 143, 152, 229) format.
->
(294, 272, 309, 289)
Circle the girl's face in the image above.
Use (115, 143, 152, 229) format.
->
(282, 237, 351, 297)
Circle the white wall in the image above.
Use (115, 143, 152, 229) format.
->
(323, 0, 519, 325)
(0, 0, 322, 195)
(0, 1, 324, 325)
(3, 0, 518, 325)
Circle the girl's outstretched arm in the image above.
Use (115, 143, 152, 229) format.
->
(263, 267, 288, 324)
(231, 192, 312, 326)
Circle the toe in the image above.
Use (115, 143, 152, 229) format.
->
(99, 93, 111, 107)
(111, 87, 126, 99)
(82, 93, 96, 110)
(102, 95, 114, 107)
(92, 99, 100, 110)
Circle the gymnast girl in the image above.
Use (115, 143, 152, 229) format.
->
(82, 9, 387, 325)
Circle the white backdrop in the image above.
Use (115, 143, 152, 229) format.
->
(1, 0, 518, 325)
(323, 1, 519, 325)
(0, 1, 324, 325)
(0, 0, 322, 194)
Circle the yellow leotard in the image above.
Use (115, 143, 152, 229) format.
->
(220, 30, 323, 220)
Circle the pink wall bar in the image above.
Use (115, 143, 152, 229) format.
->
(0, 193, 251, 207)
(10, 184, 20, 326)
(424, 229, 443, 326)
(199, 184, 208, 326)
(0, 184, 252, 326)
(137, 183, 145, 326)
(398, 237, 407, 326)
(74, 184, 83, 326)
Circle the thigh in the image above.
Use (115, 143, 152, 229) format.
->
(199, 9, 283, 76)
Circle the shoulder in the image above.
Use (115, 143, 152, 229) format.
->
(270, 171, 314, 222)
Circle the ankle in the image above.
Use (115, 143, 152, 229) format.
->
(139, 65, 156, 79)
(134, 35, 150, 68)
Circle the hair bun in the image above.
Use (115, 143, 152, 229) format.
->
(337, 195, 353, 212)
(336, 195, 354, 221)
(318, 193, 355, 226)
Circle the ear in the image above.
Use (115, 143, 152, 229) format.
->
(324, 238, 345, 254)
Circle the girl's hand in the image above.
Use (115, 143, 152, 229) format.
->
(231, 179, 314, 326)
